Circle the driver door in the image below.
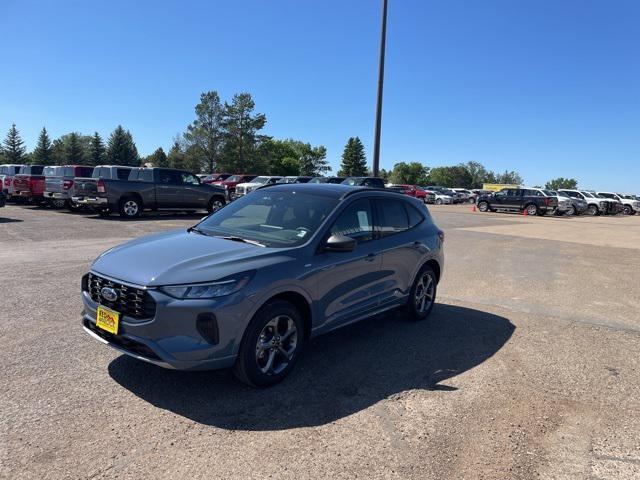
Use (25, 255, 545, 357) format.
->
(312, 199, 384, 332)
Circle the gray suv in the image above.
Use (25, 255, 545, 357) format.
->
(81, 184, 444, 387)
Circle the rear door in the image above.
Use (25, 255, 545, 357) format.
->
(374, 197, 426, 301)
(156, 170, 184, 207)
(503, 188, 523, 209)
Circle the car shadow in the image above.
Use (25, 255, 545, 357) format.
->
(85, 211, 207, 222)
(108, 303, 514, 431)
(0, 217, 23, 223)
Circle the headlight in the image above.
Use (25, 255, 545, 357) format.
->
(160, 272, 254, 299)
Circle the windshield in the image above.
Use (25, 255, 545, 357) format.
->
(581, 191, 595, 198)
(225, 175, 245, 182)
(198, 191, 338, 248)
(557, 191, 570, 198)
(251, 176, 270, 184)
(543, 190, 556, 196)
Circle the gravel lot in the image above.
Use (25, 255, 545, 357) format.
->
(1, 203, 639, 479)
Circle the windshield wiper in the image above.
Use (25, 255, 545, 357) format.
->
(188, 226, 210, 236)
(214, 235, 266, 247)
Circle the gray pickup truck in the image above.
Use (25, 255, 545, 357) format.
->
(72, 167, 228, 218)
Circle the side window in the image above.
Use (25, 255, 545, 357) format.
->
(330, 199, 373, 243)
(92, 168, 101, 178)
(378, 199, 410, 236)
(182, 173, 199, 185)
(116, 168, 130, 180)
(406, 204, 424, 228)
(78, 167, 94, 177)
(506, 189, 520, 197)
(159, 170, 182, 184)
(494, 190, 506, 197)
(139, 170, 153, 182)
(62, 167, 73, 177)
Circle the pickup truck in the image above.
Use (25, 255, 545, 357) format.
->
(558, 190, 612, 216)
(44, 165, 95, 210)
(477, 187, 558, 215)
(0, 164, 25, 198)
(387, 184, 432, 203)
(12, 165, 46, 205)
(72, 167, 228, 218)
(597, 191, 640, 215)
(212, 174, 257, 198)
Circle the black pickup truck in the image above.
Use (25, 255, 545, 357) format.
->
(477, 188, 558, 216)
(72, 167, 228, 218)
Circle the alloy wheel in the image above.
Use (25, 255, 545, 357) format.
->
(124, 200, 139, 216)
(414, 272, 435, 314)
(255, 315, 298, 375)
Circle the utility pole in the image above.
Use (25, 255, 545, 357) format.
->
(372, 0, 388, 177)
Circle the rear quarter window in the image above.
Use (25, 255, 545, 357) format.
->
(116, 168, 131, 180)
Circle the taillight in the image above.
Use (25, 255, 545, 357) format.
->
(437, 230, 445, 243)
(97, 179, 106, 193)
(63, 179, 74, 190)
(3, 178, 9, 187)
(544, 198, 550, 206)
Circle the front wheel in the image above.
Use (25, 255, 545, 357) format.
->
(233, 300, 305, 387)
(624, 205, 633, 215)
(207, 196, 225, 213)
(435, 198, 443, 205)
(525, 204, 538, 216)
(405, 264, 437, 321)
(119, 196, 142, 218)
(565, 206, 576, 216)
(587, 204, 599, 216)
(478, 201, 490, 212)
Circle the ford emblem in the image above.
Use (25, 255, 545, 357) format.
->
(100, 287, 118, 302)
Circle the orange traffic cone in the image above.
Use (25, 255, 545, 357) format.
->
(472, 204, 477, 212)
(523, 208, 528, 216)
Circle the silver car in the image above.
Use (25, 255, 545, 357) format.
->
(81, 184, 444, 387)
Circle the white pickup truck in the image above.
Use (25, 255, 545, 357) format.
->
(597, 192, 640, 215)
(558, 189, 611, 216)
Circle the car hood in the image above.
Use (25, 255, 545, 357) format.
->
(91, 229, 290, 286)
(236, 182, 262, 188)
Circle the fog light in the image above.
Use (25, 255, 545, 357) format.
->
(196, 313, 219, 344)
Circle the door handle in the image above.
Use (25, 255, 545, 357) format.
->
(364, 253, 378, 262)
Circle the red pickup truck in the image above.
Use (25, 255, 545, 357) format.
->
(12, 165, 47, 204)
(212, 174, 256, 198)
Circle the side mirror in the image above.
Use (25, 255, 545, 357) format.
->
(324, 234, 357, 252)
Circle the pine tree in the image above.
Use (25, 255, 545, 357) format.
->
(2, 123, 27, 163)
(220, 93, 266, 173)
(184, 91, 224, 173)
(106, 125, 139, 166)
(338, 137, 367, 176)
(146, 147, 168, 167)
(89, 132, 106, 165)
(66, 132, 84, 164)
(32, 127, 53, 165)
(167, 139, 186, 169)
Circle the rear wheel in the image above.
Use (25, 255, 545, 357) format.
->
(233, 300, 304, 387)
(587, 204, 599, 216)
(405, 264, 437, 321)
(526, 204, 538, 216)
(119, 196, 141, 218)
(51, 198, 66, 209)
(624, 205, 633, 215)
(435, 198, 443, 205)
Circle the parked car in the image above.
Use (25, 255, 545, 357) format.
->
(234, 176, 283, 197)
(554, 190, 588, 216)
(425, 186, 461, 204)
(212, 174, 257, 198)
(452, 188, 477, 203)
(0, 164, 25, 198)
(72, 167, 227, 218)
(597, 192, 640, 215)
(558, 190, 611, 216)
(277, 176, 313, 184)
(202, 173, 232, 184)
(477, 188, 558, 215)
(12, 165, 46, 204)
(387, 184, 429, 202)
(307, 176, 346, 184)
(44, 165, 95, 210)
(341, 177, 386, 188)
(421, 187, 453, 205)
(81, 183, 444, 386)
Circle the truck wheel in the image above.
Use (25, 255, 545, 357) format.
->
(624, 205, 633, 215)
(477, 201, 490, 212)
(207, 196, 225, 213)
(565, 206, 576, 216)
(233, 300, 305, 387)
(587, 204, 599, 216)
(525, 204, 538, 216)
(51, 198, 66, 209)
(119, 196, 141, 218)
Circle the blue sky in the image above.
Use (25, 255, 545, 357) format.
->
(1, 0, 638, 191)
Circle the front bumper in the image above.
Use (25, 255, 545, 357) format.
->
(81, 276, 253, 370)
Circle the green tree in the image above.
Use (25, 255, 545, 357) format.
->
(427, 165, 473, 187)
(464, 161, 493, 189)
(166, 138, 187, 170)
(145, 147, 168, 167)
(89, 132, 106, 165)
(495, 170, 524, 185)
(545, 177, 578, 190)
(66, 132, 85, 164)
(256, 139, 300, 176)
(220, 93, 267, 172)
(32, 127, 54, 165)
(388, 162, 430, 185)
(184, 91, 224, 174)
(278, 139, 329, 176)
(338, 137, 367, 176)
(2, 123, 26, 163)
(106, 125, 139, 166)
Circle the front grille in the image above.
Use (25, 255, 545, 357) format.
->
(84, 318, 161, 361)
(235, 186, 245, 195)
(86, 273, 156, 319)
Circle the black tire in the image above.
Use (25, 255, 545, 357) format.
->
(405, 264, 437, 321)
(435, 198, 443, 205)
(624, 205, 633, 215)
(119, 196, 142, 218)
(477, 201, 489, 212)
(565, 206, 576, 216)
(587, 204, 599, 216)
(67, 200, 83, 213)
(525, 204, 538, 216)
(233, 300, 305, 388)
(207, 196, 225, 213)
(97, 209, 111, 217)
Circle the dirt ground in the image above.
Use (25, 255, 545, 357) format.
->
(1, 203, 639, 479)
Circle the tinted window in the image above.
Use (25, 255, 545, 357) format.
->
(116, 168, 130, 180)
(506, 189, 520, 197)
(330, 199, 373, 243)
(77, 167, 93, 177)
(378, 199, 409, 236)
(181, 172, 200, 185)
(92, 168, 102, 178)
(159, 170, 182, 184)
(363, 178, 385, 188)
(139, 169, 153, 182)
(30, 166, 44, 175)
(406, 204, 424, 228)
